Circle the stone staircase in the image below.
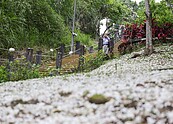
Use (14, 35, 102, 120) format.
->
(40, 41, 122, 75)
(60, 54, 80, 74)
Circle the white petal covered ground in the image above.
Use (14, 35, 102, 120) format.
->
(0, 45, 173, 124)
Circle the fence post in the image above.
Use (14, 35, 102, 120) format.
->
(109, 38, 114, 58)
(109, 38, 114, 54)
(26, 48, 30, 62)
(8, 52, 14, 62)
(60, 44, 65, 56)
(78, 45, 84, 71)
(50, 48, 54, 58)
(8, 48, 15, 81)
(56, 48, 62, 69)
(29, 48, 33, 63)
(98, 37, 103, 51)
(36, 51, 42, 65)
(89, 46, 94, 53)
(26, 48, 33, 63)
(75, 41, 80, 54)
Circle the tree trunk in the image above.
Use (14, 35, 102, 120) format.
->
(145, 0, 153, 55)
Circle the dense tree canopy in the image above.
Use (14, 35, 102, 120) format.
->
(0, 0, 172, 49)
(135, 0, 173, 24)
(0, 0, 71, 48)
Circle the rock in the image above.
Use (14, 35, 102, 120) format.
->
(59, 91, 72, 97)
(88, 94, 110, 104)
(130, 53, 141, 58)
(82, 90, 89, 98)
(136, 83, 144, 87)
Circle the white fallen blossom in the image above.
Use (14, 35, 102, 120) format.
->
(0, 45, 173, 124)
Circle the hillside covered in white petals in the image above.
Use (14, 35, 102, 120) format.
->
(0, 45, 173, 124)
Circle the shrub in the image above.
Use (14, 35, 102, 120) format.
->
(122, 19, 173, 43)
(0, 66, 8, 83)
(75, 30, 94, 46)
(0, 61, 41, 82)
(82, 51, 106, 72)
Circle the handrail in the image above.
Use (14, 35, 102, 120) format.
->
(62, 48, 81, 59)
(130, 37, 173, 44)
(33, 54, 52, 58)
(0, 48, 9, 51)
(0, 58, 8, 61)
(0, 43, 90, 74)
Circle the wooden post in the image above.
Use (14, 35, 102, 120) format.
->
(60, 44, 65, 56)
(78, 45, 84, 71)
(8, 50, 15, 81)
(115, 30, 119, 42)
(29, 48, 33, 62)
(25, 48, 32, 68)
(56, 48, 62, 69)
(109, 38, 114, 54)
(26, 48, 30, 62)
(7, 62, 11, 81)
(8, 52, 14, 62)
(98, 37, 103, 51)
(26, 48, 33, 62)
(75, 41, 80, 54)
(89, 46, 94, 53)
(36, 51, 42, 65)
(80, 45, 85, 56)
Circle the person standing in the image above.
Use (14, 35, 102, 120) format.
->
(102, 34, 110, 56)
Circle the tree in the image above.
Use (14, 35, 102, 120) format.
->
(74, 0, 127, 38)
(165, 0, 173, 14)
(145, 0, 153, 54)
(136, 0, 173, 24)
(120, 0, 139, 23)
(0, 0, 71, 48)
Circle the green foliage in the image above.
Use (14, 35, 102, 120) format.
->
(75, 30, 94, 46)
(135, 0, 173, 25)
(0, 61, 41, 82)
(26, 0, 70, 44)
(47, 0, 74, 24)
(151, 0, 173, 25)
(0, 0, 129, 48)
(115, 0, 139, 24)
(0, 0, 71, 48)
(82, 51, 106, 72)
(10, 62, 41, 81)
(70, 0, 127, 37)
(0, 66, 8, 83)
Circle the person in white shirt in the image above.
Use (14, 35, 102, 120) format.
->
(102, 34, 110, 55)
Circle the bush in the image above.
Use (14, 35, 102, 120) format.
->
(0, 61, 41, 83)
(9, 62, 41, 81)
(75, 30, 95, 46)
(0, 66, 8, 83)
(0, 0, 71, 48)
(82, 51, 106, 72)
